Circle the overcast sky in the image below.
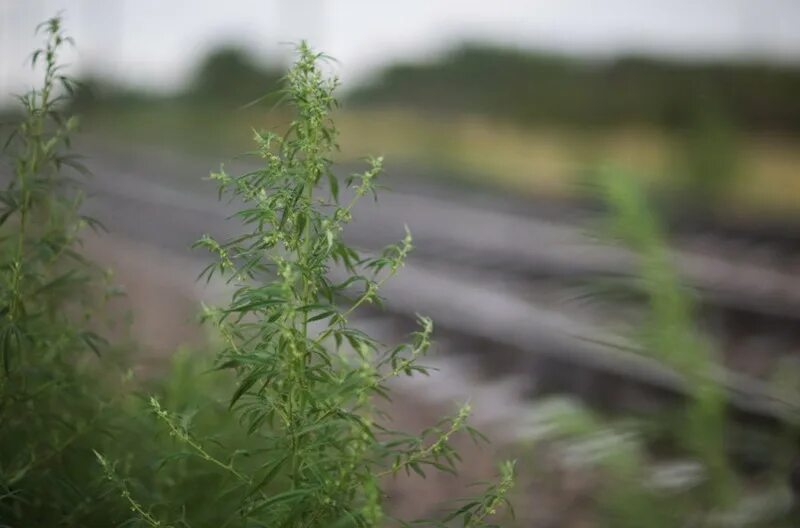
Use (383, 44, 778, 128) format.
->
(2, 0, 800, 99)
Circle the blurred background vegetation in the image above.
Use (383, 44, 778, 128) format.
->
(59, 42, 800, 222)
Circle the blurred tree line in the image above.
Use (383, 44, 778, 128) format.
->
(60, 43, 800, 211)
(349, 44, 800, 134)
(72, 46, 284, 109)
(70, 43, 800, 135)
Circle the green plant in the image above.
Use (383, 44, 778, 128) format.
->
(599, 168, 732, 502)
(0, 17, 512, 527)
(96, 42, 514, 527)
(558, 168, 793, 526)
(0, 16, 133, 526)
(512, 170, 797, 527)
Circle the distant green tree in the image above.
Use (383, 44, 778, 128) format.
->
(678, 95, 741, 208)
(187, 47, 284, 105)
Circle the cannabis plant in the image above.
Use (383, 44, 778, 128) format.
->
(599, 169, 733, 503)
(104, 43, 514, 527)
(584, 169, 795, 526)
(0, 16, 132, 526)
(511, 171, 794, 527)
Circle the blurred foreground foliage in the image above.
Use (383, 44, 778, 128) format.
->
(508, 170, 799, 527)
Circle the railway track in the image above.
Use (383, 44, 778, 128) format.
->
(80, 140, 800, 323)
(64, 139, 800, 429)
(338, 257, 800, 430)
